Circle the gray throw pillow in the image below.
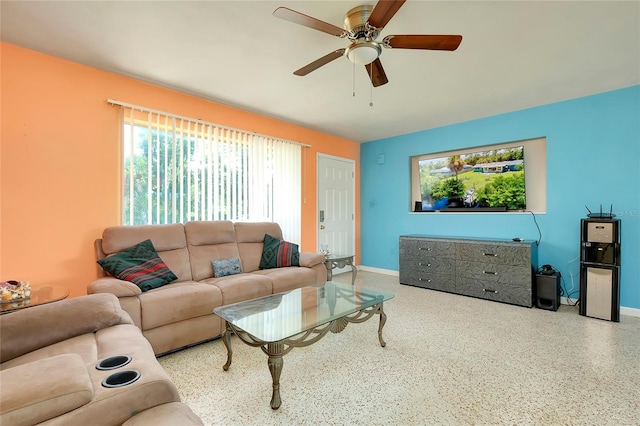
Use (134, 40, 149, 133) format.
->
(212, 257, 243, 278)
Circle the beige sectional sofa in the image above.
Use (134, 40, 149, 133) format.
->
(0, 293, 202, 425)
(88, 221, 326, 355)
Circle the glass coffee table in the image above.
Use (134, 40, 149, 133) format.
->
(213, 281, 394, 409)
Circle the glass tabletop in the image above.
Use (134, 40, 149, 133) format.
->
(214, 282, 394, 342)
(323, 254, 354, 261)
(0, 284, 69, 314)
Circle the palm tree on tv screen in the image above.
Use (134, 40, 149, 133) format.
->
(448, 155, 465, 180)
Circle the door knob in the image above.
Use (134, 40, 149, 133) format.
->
(320, 225, 325, 230)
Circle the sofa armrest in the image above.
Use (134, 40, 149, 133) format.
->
(299, 252, 326, 268)
(0, 293, 133, 363)
(88, 277, 142, 297)
(0, 353, 93, 426)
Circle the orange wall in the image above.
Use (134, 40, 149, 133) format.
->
(0, 42, 360, 298)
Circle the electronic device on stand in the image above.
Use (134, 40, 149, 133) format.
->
(579, 205, 620, 322)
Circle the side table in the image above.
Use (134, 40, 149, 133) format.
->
(324, 254, 357, 285)
(0, 284, 69, 314)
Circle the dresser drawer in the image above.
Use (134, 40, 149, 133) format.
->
(400, 273, 455, 293)
(400, 238, 455, 259)
(455, 260, 532, 284)
(400, 256, 455, 276)
(456, 277, 533, 307)
(415, 257, 455, 275)
(455, 242, 530, 266)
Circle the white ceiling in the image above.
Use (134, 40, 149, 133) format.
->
(2, 1, 639, 142)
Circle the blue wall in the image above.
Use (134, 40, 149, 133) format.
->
(361, 85, 640, 310)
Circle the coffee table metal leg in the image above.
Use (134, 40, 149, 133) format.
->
(267, 341, 284, 410)
(377, 303, 387, 347)
(350, 262, 357, 285)
(222, 323, 233, 371)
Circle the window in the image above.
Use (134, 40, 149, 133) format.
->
(118, 104, 303, 243)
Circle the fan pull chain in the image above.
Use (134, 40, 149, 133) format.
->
(369, 63, 374, 107)
(352, 61, 356, 97)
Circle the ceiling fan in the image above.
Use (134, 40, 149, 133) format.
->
(273, 0, 462, 87)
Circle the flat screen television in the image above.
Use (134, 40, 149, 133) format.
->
(417, 146, 526, 212)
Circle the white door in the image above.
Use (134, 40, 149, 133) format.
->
(317, 154, 355, 274)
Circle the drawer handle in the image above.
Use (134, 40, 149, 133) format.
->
(483, 288, 498, 294)
(483, 252, 498, 257)
(483, 271, 498, 275)
(418, 262, 431, 267)
(418, 278, 432, 283)
(418, 247, 433, 251)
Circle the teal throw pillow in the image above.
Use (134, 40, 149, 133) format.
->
(259, 234, 300, 269)
(97, 239, 178, 292)
(212, 257, 243, 278)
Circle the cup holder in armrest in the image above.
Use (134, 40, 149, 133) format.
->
(96, 355, 132, 371)
(101, 370, 141, 388)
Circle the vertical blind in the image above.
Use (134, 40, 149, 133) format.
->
(115, 102, 303, 244)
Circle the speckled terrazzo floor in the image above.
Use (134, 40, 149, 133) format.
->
(158, 271, 640, 426)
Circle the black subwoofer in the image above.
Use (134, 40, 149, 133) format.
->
(535, 272, 560, 311)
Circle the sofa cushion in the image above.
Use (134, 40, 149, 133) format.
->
(254, 267, 319, 293)
(185, 221, 240, 281)
(100, 223, 193, 282)
(1, 334, 97, 371)
(138, 282, 223, 330)
(0, 353, 93, 426)
(98, 239, 178, 292)
(207, 274, 272, 305)
(212, 257, 243, 277)
(235, 222, 283, 272)
(102, 223, 185, 254)
(259, 234, 300, 269)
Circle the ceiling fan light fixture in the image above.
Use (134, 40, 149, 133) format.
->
(346, 41, 381, 65)
(274, 1, 463, 87)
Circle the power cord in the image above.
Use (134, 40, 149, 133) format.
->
(528, 210, 542, 246)
(566, 255, 581, 306)
(561, 274, 580, 306)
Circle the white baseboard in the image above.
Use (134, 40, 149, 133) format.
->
(358, 265, 399, 277)
(620, 306, 640, 318)
(560, 297, 578, 306)
(359, 267, 640, 319)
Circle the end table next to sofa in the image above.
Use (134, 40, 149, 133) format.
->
(324, 254, 357, 285)
(0, 284, 69, 314)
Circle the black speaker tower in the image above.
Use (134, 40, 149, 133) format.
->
(535, 272, 561, 311)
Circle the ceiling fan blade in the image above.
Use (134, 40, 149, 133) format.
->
(294, 49, 346, 76)
(367, 0, 406, 29)
(384, 34, 463, 51)
(273, 7, 345, 37)
(366, 58, 389, 87)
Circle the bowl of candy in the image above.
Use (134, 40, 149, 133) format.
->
(0, 281, 31, 304)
